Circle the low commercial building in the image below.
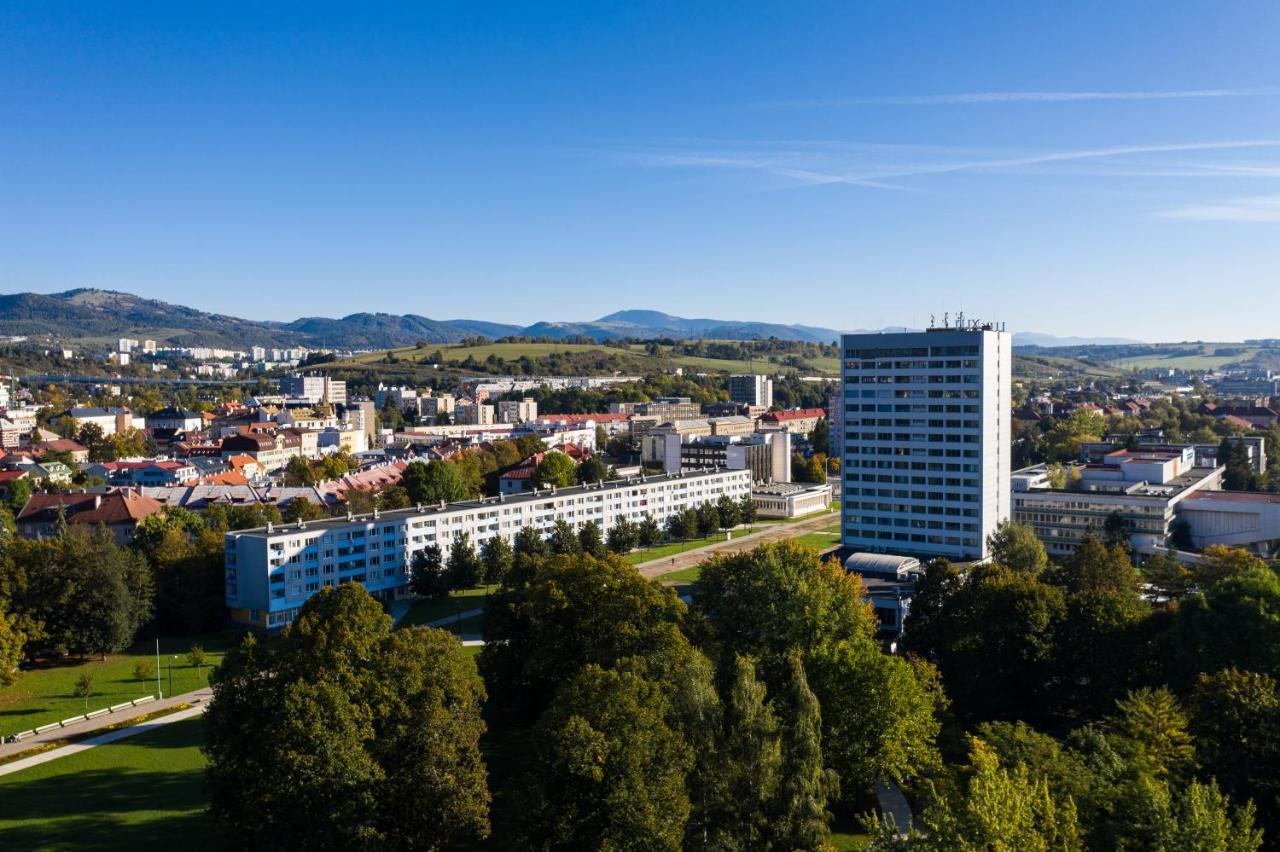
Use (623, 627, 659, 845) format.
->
(751, 482, 833, 518)
(843, 553, 922, 638)
(224, 467, 753, 630)
(1178, 491, 1280, 557)
(1012, 449, 1223, 556)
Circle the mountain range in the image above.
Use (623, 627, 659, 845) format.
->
(0, 289, 1138, 350)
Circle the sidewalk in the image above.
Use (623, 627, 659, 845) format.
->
(0, 687, 213, 762)
(0, 703, 208, 778)
(634, 510, 841, 580)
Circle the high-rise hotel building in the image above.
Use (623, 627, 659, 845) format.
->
(839, 325, 1011, 562)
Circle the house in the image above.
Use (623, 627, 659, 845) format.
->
(0, 469, 29, 501)
(220, 431, 303, 472)
(16, 490, 165, 545)
(145, 406, 204, 433)
(84, 460, 199, 486)
(59, 406, 143, 437)
(11, 459, 73, 485)
(30, 438, 91, 465)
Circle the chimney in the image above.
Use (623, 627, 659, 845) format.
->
(93, 494, 102, 510)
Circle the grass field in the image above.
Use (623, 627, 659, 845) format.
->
(0, 633, 230, 738)
(398, 585, 496, 628)
(0, 716, 215, 851)
(1108, 346, 1260, 371)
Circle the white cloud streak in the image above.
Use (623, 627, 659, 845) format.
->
(1157, 195, 1280, 222)
(752, 88, 1280, 109)
(627, 139, 1280, 191)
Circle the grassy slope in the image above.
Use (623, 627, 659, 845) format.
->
(0, 716, 215, 851)
(0, 633, 229, 737)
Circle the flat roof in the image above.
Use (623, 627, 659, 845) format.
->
(227, 466, 749, 539)
(1183, 491, 1280, 505)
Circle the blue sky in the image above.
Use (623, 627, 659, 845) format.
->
(2, 3, 1278, 340)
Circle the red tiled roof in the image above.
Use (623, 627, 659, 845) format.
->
(17, 490, 165, 526)
(761, 407, 826, 422)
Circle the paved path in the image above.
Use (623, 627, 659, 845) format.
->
(0, 687, 213, 761)
(0, 702, 208, 777)
(634, 510, 841, 581)
(874, 778, 913, 835)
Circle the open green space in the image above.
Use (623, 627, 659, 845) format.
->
(1107, 346, 1260, 371)
(0, 716, 215, 851)
(398, 585, 496, 628)
(0, 633, 230, 738)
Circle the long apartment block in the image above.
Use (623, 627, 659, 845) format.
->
(224, 467, 752, 630)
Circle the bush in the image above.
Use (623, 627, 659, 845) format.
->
(134, 659, 156, 681)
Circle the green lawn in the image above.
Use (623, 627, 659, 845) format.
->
(0, 633, 230, 738)
(0, 715, 216, 851)
(398, 585, 497, 627)
(656, 564, 704, 583)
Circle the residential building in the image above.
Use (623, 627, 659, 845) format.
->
(496, 398, 538, 424)
(454, 402, 495, 426)
(730, 374, 773, 408)
(419, 393, 456, 422)
(86, 460, 199, 486)
(17, 490, 165, 545)
(145, 407, 204, 433)
(61, 406, 143, 437)
(224, 467, 753, 630)
(840, 325, 1012, 562)
(280, 374, 347, 405)
(657, 431, 791, 483)
(220, 431, 304, 471)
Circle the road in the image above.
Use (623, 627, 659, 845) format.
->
(634, 509, 841, 581)
(0, 687, 213, 762)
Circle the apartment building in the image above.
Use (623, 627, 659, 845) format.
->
(496, 398, 538, 424)
(730, 374, 773, 408)
(224, 467, 752, 630)
(279, 375, 347, 405)
(840, 326, 1011, 562)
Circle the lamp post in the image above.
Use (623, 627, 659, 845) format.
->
(155, 637, 162, 699)
(169, 655, 177, 699)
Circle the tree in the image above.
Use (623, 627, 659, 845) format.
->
(869, 737, 1081, 852)
(480, 552, 690, 720)
(715, 494, 741, 530)
(667, 507, 699, 541)
(577, 520, 606, 559)
(402, 460, 470, 505)
(987, 520, 1048, 573)
(548, 518, 581, 555)
(694, 541, 877, 687)
(283, 455, 315, 486)
(533, 452, 577, 489)
(74, 670, 95, 699)
(512, 525, 549, 565)
(1108, 687, 1195, 782)
(204, 585, 490, 849)
(188, 644, 207, 668)
(636, 513, 662, 548)
(773, 649, 838, 849)
(1219, 436, 1254, 491)
(1172, 567, 1280, 685)
(1141, 552, 1191, 601)
(809, 418, 830, 455)
(739, 495, 758, 527)
(577, 456, 608, 484)
(0, 606, 25, 686)
(808, 640, 943, 801)
(480, 536, 514, 586)
(715, 655, 783, 847)
(516, 663, 693, 851)
(695, 501, 720, 538)
(409, 543, 449, 598)
(446, 533, 482, 589)
(606, 517, 637, 554)
(1189, 668, 1280, 828)
(899, 559, 962, 660)
(933, 564, 1065, 722)
(1193, 545, 1268, 589)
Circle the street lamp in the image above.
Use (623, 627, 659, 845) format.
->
(169, 655, 178, 699)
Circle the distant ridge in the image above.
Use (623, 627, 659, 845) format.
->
(0, 289, 1140, 350)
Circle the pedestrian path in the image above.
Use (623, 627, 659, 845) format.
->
(874, 778, 913, 835)
(0, 703, 207, 777)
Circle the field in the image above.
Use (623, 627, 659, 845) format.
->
(0, 633, 230, 738)
(0, 716, 215, 851)
(399, 584, 497, 628)
(1107, 346, 1261, 371)
(337, 339, 843, 377)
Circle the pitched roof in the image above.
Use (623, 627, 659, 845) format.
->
(761, 407, 826, 422)
(17, 490, 165, 526)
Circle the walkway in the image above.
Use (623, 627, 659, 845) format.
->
(0, 687, 213, 761)
(874, 778, 913, 835)
(634, 510, 841, 580)
(0, 702, 208, 777)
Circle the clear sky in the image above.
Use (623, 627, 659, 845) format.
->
(2, 3, 1278, 340)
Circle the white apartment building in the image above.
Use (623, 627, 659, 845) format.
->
(454, 402, 495, 426)
(279, 375, 347, 405)
(224, 467, 752, 630)
(730, 374, 773, 408)
(840, 326, 1011, 562)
